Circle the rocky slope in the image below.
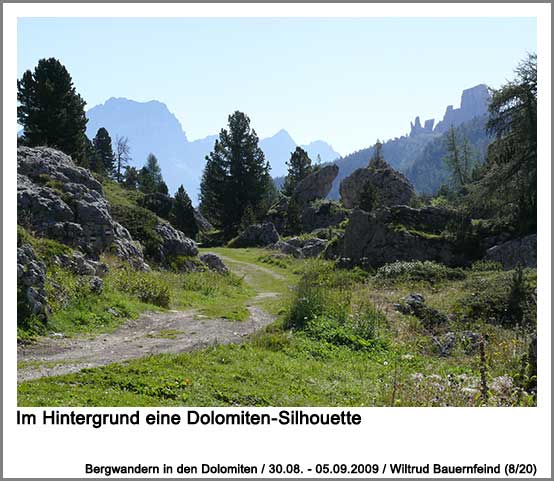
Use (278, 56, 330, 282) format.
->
(17, 147, 223, 329)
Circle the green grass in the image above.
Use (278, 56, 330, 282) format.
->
(18, 252, 536, 407)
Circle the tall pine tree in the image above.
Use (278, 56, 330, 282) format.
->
(171, 185, 199, 239)
(282, 147, 313, 197)
(92, 127, 116, 176)
(199, 111, 272, 237)
(17, 58, 88, 164)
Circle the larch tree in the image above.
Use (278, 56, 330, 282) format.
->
(114, 135, 131, 182)
(474, 53, 537, 233)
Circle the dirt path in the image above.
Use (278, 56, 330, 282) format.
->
(18, 257, 280, 382)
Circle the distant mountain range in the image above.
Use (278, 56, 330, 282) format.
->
(86, 98, 340, 203)
(86, 83, 491, 204)
(323, 84, 492, 197)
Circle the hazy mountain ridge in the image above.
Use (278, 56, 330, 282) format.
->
(326, 84, 492, 197)
(86, 99, 339, 203)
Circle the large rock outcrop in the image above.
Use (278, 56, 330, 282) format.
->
(339, 159, 415, 209)
(17, 244, 49, 321)
(266, 166, 342, 235)
(154, 221, 199, 262)
(291, 164, 339, 206)
(229, 222, 279, 248)
(17, 147, 147, 269)
(335, 208, 465, 268)
(484, 234, 537, 269)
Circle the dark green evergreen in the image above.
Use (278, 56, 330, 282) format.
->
(123, 166, 140, 190)
(92, 127, 116, 176)
(17, 58, 88, 164)
(138, 153, 165, 194)
(282, 147, 313, 197)
(170, 185, 198, 239)
(199, 111, 272, 237)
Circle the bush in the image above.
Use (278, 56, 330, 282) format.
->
(457, 268, 536, 327)
(376, 260, 466, 283)
(471, 260, 503, 272)
(111, 268, 170, 308)
(285, 262, 384, 350)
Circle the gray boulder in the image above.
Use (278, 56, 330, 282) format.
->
(339, 160, 415, 209)
(270, 240, 304, 258)
(17, 147, 148, 269)
(200, 253, 229, 274)
(395, 293, 448, 328)
(193, 209, 213, 233)
(292, 164, 339, 206)
(230, 222, 279, 248)
(17, 244, 49, 320)
(301, 238, 328, 258)
(340, 208, 464, 268)
(154, 221, 198, 262)
(484, 234, 537, 269)
(55, 251, 108, 277)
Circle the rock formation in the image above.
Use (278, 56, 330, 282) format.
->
(229, 222, 279, 248)
(410, 116, 434, 137)
(17, 244, 50, 321)
(334, 207, 465, 268)
(17, 147, 148, 269)
(199, 253, 229, 274)
(339, 159, 415, 209)
(484, 234, 537, 269)
(154, 221, 198, 262)
(434, 84, 490, 133)
(291, 164, 339, 207)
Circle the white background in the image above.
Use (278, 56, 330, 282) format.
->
(3, 3, 551, 478)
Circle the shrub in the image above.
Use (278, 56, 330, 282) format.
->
(111, 268, 170, 308)
(471, 260, 503, 272)
(457, 268, 536, 327)
(285, 262, 384, 350)
(167, 255, 205, 273)
(376, 260, 465, 283)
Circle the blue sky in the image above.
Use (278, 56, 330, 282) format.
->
(18, 17, 536, 154)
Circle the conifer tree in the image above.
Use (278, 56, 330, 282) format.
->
(17, 58, 88, 164)
(282, 147, 313, 197)
(138, 153, 164, 193)
(443, 127, 475, 189)
(471, 53, 537, 233)
(123, 166, 140, 190)
(369, 139, 386, 168)
(199, 111, 272, 237)
(92, 127, 116, 176)
(170, 185, 198, 239)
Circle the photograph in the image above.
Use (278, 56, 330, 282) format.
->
(15, 15, 538, 408)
